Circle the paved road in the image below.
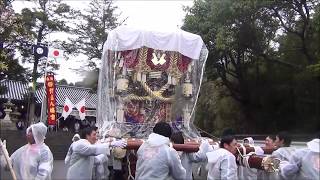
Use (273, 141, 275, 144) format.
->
(52, 160, 68, 180)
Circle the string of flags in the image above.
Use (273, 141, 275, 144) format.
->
(62, 97, 86, 120)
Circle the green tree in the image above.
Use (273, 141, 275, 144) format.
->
(184, 0, 279, 129)
(0, 0, 28, 82)
(1, 0, 28, 95)
(16, 0, 72, 123)
(264, 0, 319, 64)
(195, 80, 245, 135)
(18, 0, 72, 86)
(272, 2, 320, 132)
(183, 0, 320, 134)
(61, 0, 123, 91)
(58, 78, 68, 85)
(62, 0, 122, 68)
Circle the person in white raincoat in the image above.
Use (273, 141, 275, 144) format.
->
(65, 133, 108, 179)
(268, 131, 296, 180)
(66, 126, 127, 180)
(170, 132, 213, 180)
(237, 137, 263, 180)
(135, 122, 186, 180)
(64, 134, 80, 166)
(92, 130, 111, 180)
(265, 135, 276, 149)
(0, 122, 54, 180)
(257, 135, 276, 180)
(206, 135, 238, 180)
(272, 132, 295, 161)
(279, 138, 320, 180)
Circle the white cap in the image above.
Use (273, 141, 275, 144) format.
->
(307, 139, 320, 153)
(243, 137, 254, 146)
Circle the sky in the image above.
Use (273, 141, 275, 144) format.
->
(12, 0, 193, 83)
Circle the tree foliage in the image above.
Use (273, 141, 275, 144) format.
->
(62, 0, 122, 68)
(58, 78, 68, 85)
(10, 0, 72, 122)
(0, 0, 28, 82)
(17, 0, 72, 88)
(61, 0, 122, 91)
(184, 0, 320, 134)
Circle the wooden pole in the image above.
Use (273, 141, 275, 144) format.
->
(0, 139, 17, 180)
(236, 145, 276, 155)
(125, 139, 203, 153)
(246, 155, 264, 170)
(125, 139, 276, 154)
(122, 138, 281, 176)
(124, 139, 279, 171)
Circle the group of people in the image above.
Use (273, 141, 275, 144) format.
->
(0, 121, 319, 180)
(261, 133, 320, 180)
(0, 122, 127, 180)
(231, 132, 320, 180)
(135, 125, 320, 180)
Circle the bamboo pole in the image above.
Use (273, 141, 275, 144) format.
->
(0, 139, 17, 180)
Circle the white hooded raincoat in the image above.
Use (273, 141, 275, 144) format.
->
(2, 122, 53, 180)
(135, 133, 186, 180)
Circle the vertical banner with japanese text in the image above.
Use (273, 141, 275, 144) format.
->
(45, 73, 57, 125)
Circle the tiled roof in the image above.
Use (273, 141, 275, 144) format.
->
(0, 80, 97, 109)
(0, 80, 30, 100)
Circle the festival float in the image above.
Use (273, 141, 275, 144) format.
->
(96, 26, 207, 138)
(96, 26, 280, 176)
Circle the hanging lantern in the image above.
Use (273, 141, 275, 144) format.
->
(183, 74, 193, 98)
(116, 75, 129, 93)
(116, 104, 124, 123)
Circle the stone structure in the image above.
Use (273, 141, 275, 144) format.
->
(0, 99, 21, 130)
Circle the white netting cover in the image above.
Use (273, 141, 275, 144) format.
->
(96, 26, 208, 139)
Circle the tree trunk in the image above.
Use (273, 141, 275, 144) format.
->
(28, 94, 36, 124)
(301, 36, 315, 64)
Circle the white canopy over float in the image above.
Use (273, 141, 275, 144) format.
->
(96, 26, 208, 138)
(104, 26, 205, 59)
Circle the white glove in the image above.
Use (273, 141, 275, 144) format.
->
(254, 146, 264, 156)
(279, 161, 298, 178)
(199, 140, 212, 153)
(94, 154, 107, 164)
(211, 143, 219, 151)
(110, 139, 127, 148)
